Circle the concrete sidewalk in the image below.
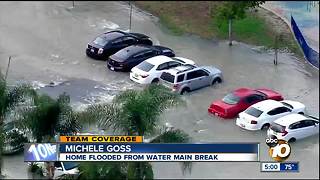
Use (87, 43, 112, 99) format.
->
(262, 1, 319, 52)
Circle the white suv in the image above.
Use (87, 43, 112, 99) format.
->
(130, 55, 195, 84)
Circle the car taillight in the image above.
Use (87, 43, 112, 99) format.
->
(173, 84, 180, 89)
(250, 120, 257, 124)
(282, 130, 288, 136)
(141, 74, 149, 78)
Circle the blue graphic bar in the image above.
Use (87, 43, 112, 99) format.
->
(280, 162, 299, 172)
(291, 15, 319, 69)
(59, 143, 259, 153)
(24, 143, 58, 162)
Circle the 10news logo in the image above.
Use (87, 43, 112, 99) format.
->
(266, 135, 291, 162)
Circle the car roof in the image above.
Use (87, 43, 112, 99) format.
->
(145, 55, 173, 66)
(165, 64, 197, 75)
(102, 31, 126, 40)
(274, 114, 308, 126)
(232, 88, 258, 97)
(250, 99, 283, 112)
(117, 45, 151, 56)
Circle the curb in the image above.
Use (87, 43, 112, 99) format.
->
(260, 5, 318, 70)
(260, 5, 292, 34)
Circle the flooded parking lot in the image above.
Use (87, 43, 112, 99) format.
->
(0, 1, 318, 179)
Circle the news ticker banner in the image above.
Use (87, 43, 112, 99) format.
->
(261, 162, 299, 172)
(59, 136, 143, 143)
(24, 143, 259, 162)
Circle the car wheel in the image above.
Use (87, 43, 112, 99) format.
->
(298, 112, 304, 115)
(180, 88, 190, 95)
(288, 138, 296, 143)
(151, 78, 159, 84)
(261, 123, 270, 130)
(212, 77, 222, 85)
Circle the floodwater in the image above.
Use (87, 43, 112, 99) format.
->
(0, 1, 318, 179)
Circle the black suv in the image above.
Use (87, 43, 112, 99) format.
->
(107, 45, 175, 72)
(86, 30, 153, 60)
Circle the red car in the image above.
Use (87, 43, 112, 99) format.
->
(208, 88, 284, 119)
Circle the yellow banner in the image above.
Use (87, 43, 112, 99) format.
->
(60, 136, 143, 143)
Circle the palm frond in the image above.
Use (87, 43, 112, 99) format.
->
(121, 92, 160, 136)
(140, 84, 185, 135)
(150, 129, 192, 175)
(127, 162, 153, 180)
(57, 92, 71, 104)
(117, 84, 185, 136)
(102, 162, 128, 179)
(5, 83, 37, 112)
(17, 94, 68, 142)
(146, 84, 185, 109)
(181, 161, 192, 175)
(0, 79, 7, 119)
(0, 81, 36, 121)
(56, 173, 78, 180)
(78, 162, 127, 179)
(81, 103, 132, 134)
(0, 124, 4, 175)
(113, 89, 138, 105)
(150, 129, 191, 143)
(75, 84, 191, 177)
(55, 93, 81, 135)
(56, 110, 81, 135)
(78, 162, 101, 180)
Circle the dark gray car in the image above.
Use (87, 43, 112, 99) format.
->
(160, 65, 223, 94)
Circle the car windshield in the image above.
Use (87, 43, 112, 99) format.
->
(93, 36, 108, 46)
(113, 46, 147, 61)
(111, 49, 132, 61)
(270, 123, 286, 133)
(281, 102, 293, 109)
(105, 32, 124, 40)
(254, 90, 267, 98)
(245, 107, 263, 117)
(62, 162, 79, 171)
(136, 61, 155, 72)
(171, 57, 185, 63)
(222, 93, 241, 105)
(160, 72, 175, 83)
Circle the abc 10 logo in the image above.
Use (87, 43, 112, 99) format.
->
(266, 135, 291, 162)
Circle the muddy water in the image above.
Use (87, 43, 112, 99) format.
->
(0, 1, 318, 179)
